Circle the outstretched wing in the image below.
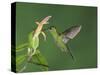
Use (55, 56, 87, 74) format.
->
(61, 25, 82, 44)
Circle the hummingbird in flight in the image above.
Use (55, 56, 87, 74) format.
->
(49, 25, 82, 61)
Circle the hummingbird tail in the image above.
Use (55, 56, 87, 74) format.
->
(67, 45, 76, 62)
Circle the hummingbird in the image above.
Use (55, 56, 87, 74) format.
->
(49, 25, 82, 61)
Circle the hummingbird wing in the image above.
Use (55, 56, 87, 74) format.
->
(61, 25, 82, 44)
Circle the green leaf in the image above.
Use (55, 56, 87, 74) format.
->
(16, 54, 28, 72)
(16, 54, 26, 65)
(36, 52, 48, 71)
(28, 32, 33, 48)
(32, 36, 39, 50)
(17, 63, 28, 73)
(16, 43, 28, 52)
(28, 32, 39, 50)
(30, 50, 48, 71)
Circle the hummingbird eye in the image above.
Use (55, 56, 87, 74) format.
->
(49, 26, 55, 30)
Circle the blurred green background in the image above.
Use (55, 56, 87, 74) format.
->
(16, 2, 97, 72)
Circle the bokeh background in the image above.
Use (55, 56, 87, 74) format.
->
(16, 2, 97, 72)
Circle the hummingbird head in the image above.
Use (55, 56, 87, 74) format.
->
(49, 26, 58, 38)
(49, 26, 56, 31)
